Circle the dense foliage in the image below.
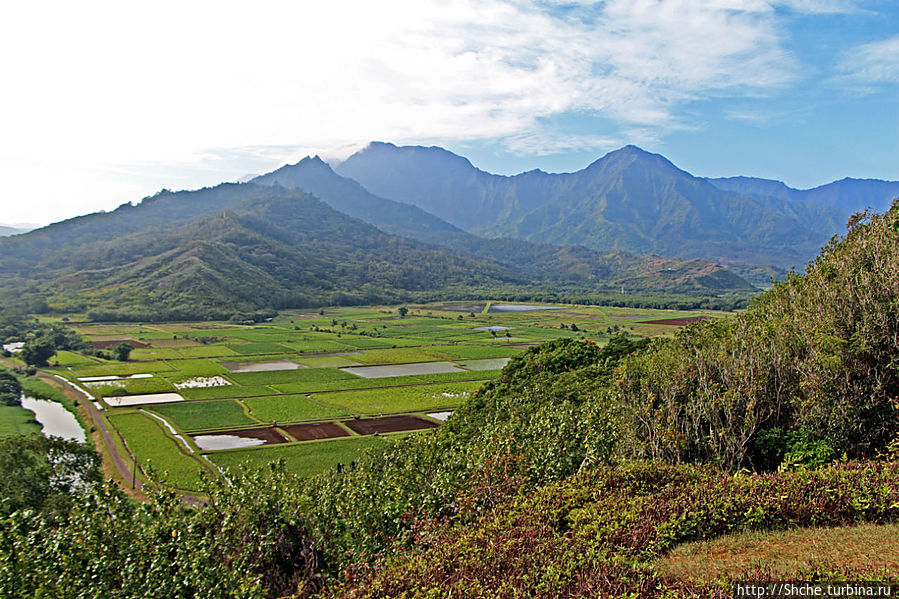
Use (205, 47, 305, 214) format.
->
(0, 370, 21, 407)
(615, 204, 899, 469)
(331, 461, 899, 597)
(0, 468, 313, 599)
(0, 434, 101, 518)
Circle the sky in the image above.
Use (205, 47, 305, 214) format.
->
(1, 0, 897, 226)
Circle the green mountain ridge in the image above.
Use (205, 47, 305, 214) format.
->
(335, 143, 870, 269)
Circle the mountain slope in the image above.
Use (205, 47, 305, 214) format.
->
(6, 189, 525, 318)
(248, 155, 754, 292)
(0, 225, 28, 237)
(336, 143, 874, 268)
(708, 175, 899, 215)
(251, 156, 465, 239)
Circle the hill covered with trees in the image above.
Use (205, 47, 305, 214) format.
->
(0, 182, 754, 320)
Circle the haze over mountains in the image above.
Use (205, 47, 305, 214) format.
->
(1, 142, 895, 319)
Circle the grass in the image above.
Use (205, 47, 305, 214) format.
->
(296, 355, 362, 368)
(61, 302, 727, 488)
(438, 345, 522, 359)
(243, 394, 350, 423)
(411, 370, 500, 384)
(207, 436, 386, 478)
(166, 358, 231, 376)
(227, 342, 294, 355)
(0, 405, 42, 436)
(108, 411, 211, 491)
(150, 400, 257, 431)
(312, 381, 480, 415)
(351, 347, 455, 365)
(655, 523, 899, 581)
(52, 350, 95, 366)
(179, 384, 277, 400)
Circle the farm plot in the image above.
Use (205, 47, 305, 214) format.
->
(312, 381, 480, 415)
(282, 422, 350, 441)
(207, 436, 386, 478)
(344, 415, 438, 435)
(109, 412, 211, 491)
(243, 394, 350, 423)
(150, 399, 256, 431)
(57, 301, 732, 492)
(340, 361, 465, 379)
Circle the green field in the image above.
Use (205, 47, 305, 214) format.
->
(150, 400, 256, 431)
(243, 394, 350, 423)
(53, 301, 730, 492)
(0, 405, 43, 436)
(313, 381, 481, 415)
(208, 436, 387, 478)
(109, 412, 212, 491)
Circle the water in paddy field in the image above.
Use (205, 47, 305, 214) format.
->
(340, 361, 465, 379)
(220, 360, 306, 373)
(487, 304, 564, 312)
(20, 396, 86, 442)
(192, 434, 266, 451)
(102, 393, 185, 407)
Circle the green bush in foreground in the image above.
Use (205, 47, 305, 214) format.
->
(0, 465, 313, 599)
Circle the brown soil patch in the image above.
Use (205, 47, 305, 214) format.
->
(229, 427, 289, 444)
(344, 415, 439, 435)
(640, 316, 709, 326)
(87, 339, 150, 350)
(427, 303, 486, 313)
(282, 422, 351, 441)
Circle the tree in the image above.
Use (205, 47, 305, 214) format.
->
(398, 306, 409, 318)
(0, 369, 22, 406)
(113, 343, 134, 362)
(22, 339, 56, 367)
(0, 434, 101, 517)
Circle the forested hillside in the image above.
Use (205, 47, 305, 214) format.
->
(0, 180, 755, 319)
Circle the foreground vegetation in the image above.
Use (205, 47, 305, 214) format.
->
(0, 203, 897, 597)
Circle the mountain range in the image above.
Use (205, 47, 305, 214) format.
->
(335, 143, 898, 269)
(2, 142, 895, 319)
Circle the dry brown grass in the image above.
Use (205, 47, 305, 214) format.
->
(655, 523, 899, 581)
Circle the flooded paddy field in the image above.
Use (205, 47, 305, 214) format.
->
(220, 359, 305, 372)
(192, 427, 289, 451)
(103, 392, 185, 407)
(341, 361, 465, 379)
(41, 301, 732, 490)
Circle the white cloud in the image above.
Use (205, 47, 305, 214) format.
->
(773, 0, 867, 14)
(836, 35, 899, 89)
(0, 0, 802, 222)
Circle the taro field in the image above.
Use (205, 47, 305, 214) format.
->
(39, 301, 727, 494)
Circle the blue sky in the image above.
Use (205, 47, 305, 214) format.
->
(1, 0, 897, 224)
